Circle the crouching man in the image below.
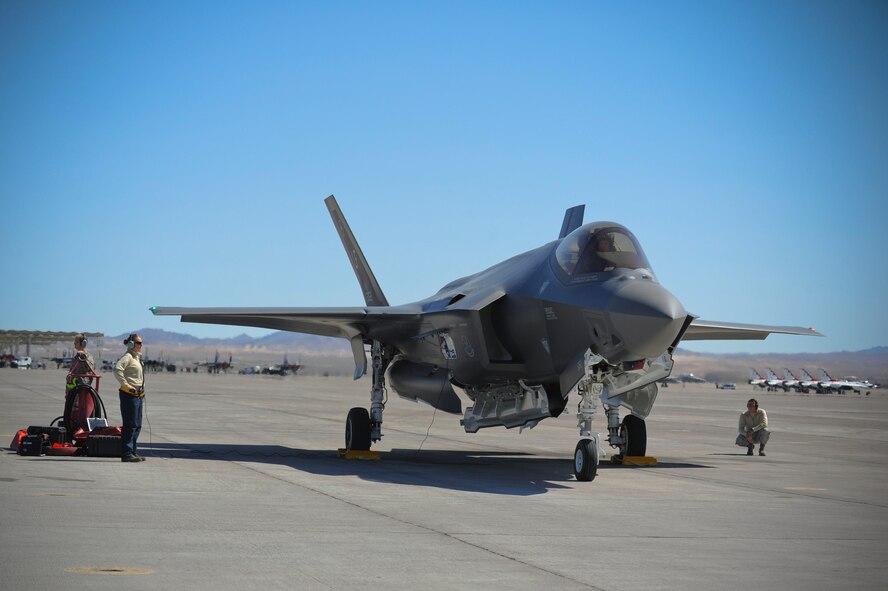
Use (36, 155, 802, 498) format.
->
(736, 398, 769, 456)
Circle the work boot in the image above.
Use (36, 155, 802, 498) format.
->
(759, 446, 766, 457)
(746, 445, 754, 456)
(121, 456, 140, 463)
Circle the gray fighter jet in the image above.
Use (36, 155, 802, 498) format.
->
(151, 196, 821, 481)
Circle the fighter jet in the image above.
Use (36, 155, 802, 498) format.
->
(748, 368, 767, 389)
(841, 377, 878, 394)
(764, 368, 787, 391)
(818, 369, 877, 394)
(151, 196, 821, 482)
(797, 368, 821, 392)
(678, 373, 707, 384)
(196, 350, 232, 374)
(781, 368, 801, 391)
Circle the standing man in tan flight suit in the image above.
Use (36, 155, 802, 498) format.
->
(114, 334, 145, 463)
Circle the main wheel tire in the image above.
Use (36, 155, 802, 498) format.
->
(574, 438, 598, 482)
(620, 415, 647, 457)
(345, 407, 371, 451)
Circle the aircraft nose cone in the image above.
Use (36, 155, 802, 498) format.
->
(607, 280, 688, 359)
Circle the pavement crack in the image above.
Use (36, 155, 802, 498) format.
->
(229, 460, 607, 590)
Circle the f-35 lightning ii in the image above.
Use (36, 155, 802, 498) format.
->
(151, 196, 821, 481)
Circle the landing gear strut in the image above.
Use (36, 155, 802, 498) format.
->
(574, 373, 602, 482)
(344, 340, 392, 452)
(573, 350, 656, 481)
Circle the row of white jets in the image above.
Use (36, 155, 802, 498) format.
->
(749, 368, 879, 394)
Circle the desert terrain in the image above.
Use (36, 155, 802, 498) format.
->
(9, 328, 884, 386)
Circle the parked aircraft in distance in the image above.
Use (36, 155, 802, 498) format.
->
(237, 355, 302, 376)
(781, 368, 801, 390)
(765, 368, 787, 391)
(797, 368, 821, 392)
(818, 368, 878, 394)
(197, 350, 232, 374)
(748, 368, 767, 389)
(840, 377, 878, 394)
(151, 196, 821, 482)
(678, 373, 707, 383)
(262, 354, 302, 376)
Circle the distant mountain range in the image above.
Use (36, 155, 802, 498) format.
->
(111, 328, 349, 352)
(114, 328, 888, 356)
(104, 329, 885, 384)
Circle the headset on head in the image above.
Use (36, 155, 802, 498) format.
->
(125, 333, 138, 349)
(76, 334, 87, 347)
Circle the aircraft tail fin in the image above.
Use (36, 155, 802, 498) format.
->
(819, 368, 835, 381)
(325, 195, 390, 307)
(559, 205, 585, 239)
(799, 368, 815, 380)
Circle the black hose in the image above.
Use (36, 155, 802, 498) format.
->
(63, 384, 106, 441)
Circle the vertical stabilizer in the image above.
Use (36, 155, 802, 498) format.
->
(325, 195, 390, 307)
(559, 205, 585, 239)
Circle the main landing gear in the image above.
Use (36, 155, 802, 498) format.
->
(344, 340, 392, 452)
(573, 352, 655, 481)
(574, 393, 648, 481)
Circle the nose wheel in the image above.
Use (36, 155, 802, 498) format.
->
(574, 438, 599, 481)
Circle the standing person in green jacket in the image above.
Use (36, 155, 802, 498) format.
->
(736, 398, 769, 456)
(114, 333, 145, 463)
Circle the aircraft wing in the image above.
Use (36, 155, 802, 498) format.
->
(150, 305, 381, 337)
(681, 319, 823, 341)
(149, 305, 424, 378)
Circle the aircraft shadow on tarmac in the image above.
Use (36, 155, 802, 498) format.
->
(139, 443, 712, 496)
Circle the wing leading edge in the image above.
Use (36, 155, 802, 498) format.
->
(682, 319, 823, 341)
(150, 306, 374, 339)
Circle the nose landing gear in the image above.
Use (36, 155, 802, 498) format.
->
(574, 437, 599, 482)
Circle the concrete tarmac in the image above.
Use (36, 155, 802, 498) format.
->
(2, 369, 887, 590)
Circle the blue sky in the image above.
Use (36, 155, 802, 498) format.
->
(1, 1, 886, 354)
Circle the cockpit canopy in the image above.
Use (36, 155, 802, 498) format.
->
(555, 223, 651, 277)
